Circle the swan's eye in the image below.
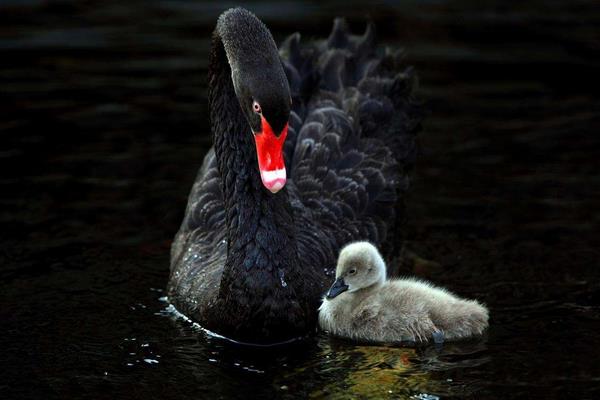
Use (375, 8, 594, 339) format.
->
(349, 269, 356, 275)
(252, 101, 262, 114)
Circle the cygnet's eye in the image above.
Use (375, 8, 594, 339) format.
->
(348, 269, 357, 275)
(252, 100, 262, 114)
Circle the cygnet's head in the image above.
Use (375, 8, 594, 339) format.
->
(326, 242, 387, 299)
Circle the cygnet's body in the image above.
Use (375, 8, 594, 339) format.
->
(318, 242, 489, 343)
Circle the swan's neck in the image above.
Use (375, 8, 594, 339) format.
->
(207, 34, 311, 340)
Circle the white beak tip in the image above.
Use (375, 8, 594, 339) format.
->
(260, 168, 287, 193)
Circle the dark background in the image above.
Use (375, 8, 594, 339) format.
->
(1, 0, 599, 399)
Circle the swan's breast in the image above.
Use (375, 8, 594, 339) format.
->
(318, 297, 344, 332)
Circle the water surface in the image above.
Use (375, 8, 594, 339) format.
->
(1, 0, 599, 399)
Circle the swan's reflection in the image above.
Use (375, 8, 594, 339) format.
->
(161, 299, 488, 399)
(273, 337, 441, 399)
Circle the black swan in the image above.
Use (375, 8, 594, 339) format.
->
(168, 8, 421, 344)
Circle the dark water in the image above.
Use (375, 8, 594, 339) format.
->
(2, 0, 600, 399)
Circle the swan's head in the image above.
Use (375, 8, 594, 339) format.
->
(326, 242, 387, 299)
(216, 8, 291, 194)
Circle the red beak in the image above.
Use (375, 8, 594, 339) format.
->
(253, 116, 287, 193)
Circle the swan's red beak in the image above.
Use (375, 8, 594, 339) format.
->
(253, 116, 287, 193)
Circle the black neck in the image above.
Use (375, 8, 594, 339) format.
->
(208, 30, 311, 341)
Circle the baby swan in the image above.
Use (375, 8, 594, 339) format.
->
(319, 242, 489, 343)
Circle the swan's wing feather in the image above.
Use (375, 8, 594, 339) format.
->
(281, 19, 421, 272)
(180, 149, 224, 234)
(168, 149, 226, 306)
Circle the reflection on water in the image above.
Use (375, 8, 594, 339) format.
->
(301, 345, 428, 399)
(158, 299, 487, 399)
(1, 0, 599, 399)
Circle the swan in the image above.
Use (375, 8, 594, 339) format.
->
(168, 8, 421, 344)
(319, 242, 489, 343)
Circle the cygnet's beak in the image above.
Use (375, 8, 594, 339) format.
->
(326, 277, 349, 299)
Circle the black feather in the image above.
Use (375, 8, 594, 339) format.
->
(168, 8, 422, 344)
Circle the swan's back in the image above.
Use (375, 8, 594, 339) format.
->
(279, 20, 421, 274)
(169, 18, 421, 317)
